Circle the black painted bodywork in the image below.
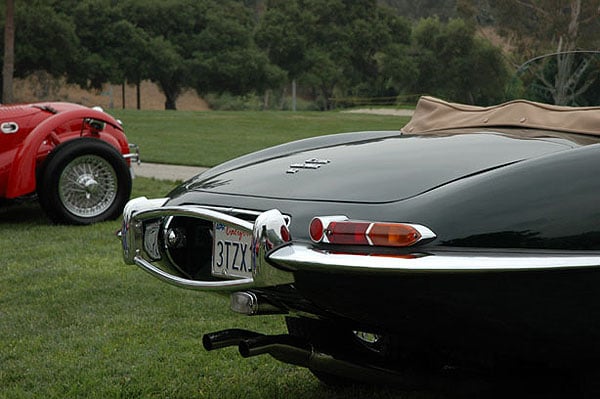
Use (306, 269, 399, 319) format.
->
(167, 128, 600, 368)
(170, 129, 600, 250)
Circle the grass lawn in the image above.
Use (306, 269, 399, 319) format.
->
(1, 178, 418, 398)
(0, 111, 431, 398)
(111, 110, 410, 167)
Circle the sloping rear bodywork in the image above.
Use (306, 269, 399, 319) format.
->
(120, 96, 600, 381)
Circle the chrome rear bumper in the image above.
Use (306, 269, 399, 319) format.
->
(269, 245, 600, 273)
(124, 143, 140, 164)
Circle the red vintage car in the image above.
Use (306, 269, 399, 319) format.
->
(0, 102, 138, 224)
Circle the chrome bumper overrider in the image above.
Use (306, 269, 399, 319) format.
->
(120, 197, 600, 293)
(120, 197, 295, 291)
(124, 143, 140, 164)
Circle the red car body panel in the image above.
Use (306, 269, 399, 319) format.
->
(0, 102, 130, 198)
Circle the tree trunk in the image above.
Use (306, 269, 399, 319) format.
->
(136, 81, 141, 110)
(122, 82, 126, 109)
(165, 95, 177, 110)
(158, 81, 180, 110)
(292, 79, 297, 112)
(2, 0, 15, 104)
(552, 0, 581, 105)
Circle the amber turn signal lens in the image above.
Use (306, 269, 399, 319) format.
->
(368, 223, 421, 247)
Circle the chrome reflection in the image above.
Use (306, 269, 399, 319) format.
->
(267, 244, 600, 272)
(252, 209, 295, 287)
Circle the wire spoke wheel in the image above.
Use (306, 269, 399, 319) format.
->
(37, 138, 132, 224)
(58, 155, 117, 218)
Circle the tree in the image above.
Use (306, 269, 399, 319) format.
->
(256, 1, 314, 80)
(255, 0, 315, 108)
(145, 35, 185, 110)
(379, 0, 457, 21)
(191, 1, 284, 97)
(373, 10, 415, 99)
(537, 1, 599, 105)
(119, 0, 204, 109)
(460, 0, 600, 105)
(68, 0, 128, 90)
(120, 0, 281, 110)
(2, 0, 14, 103)
(258, 0, 411, 109)
(12, 2, 81, 80)
(410, 17, 510, 104)
(304, 0, 402, 107)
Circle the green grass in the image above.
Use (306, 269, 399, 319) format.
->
(110, 110, 410, 167)
(0, 110, 429, 398)
(0, 110, 577, 397)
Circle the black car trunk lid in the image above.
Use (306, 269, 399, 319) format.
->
(183, 132, 577, 204)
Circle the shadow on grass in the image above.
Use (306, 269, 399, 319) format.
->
(258, 366, 585, 399)
(312, 378, 580, 399)
(0, 198, 50, 225)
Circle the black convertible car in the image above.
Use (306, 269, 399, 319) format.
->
(119, 96, 600, 386)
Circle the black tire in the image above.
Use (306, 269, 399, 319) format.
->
(37, 138, 132, 225)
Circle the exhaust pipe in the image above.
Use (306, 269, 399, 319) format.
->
(202, 329, 263, 351)
(239, 334, 312, 367)
(236, 332, 420, 386)
(204, 329, 474, 387)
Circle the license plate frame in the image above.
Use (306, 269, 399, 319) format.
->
(211, 221, 253, 279)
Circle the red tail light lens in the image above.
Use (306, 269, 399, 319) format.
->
(309, 217, 324, 242)
(309, 216, 435, 247)
(309, 216, 347, 243)
(327, 221, 370, 245)
(280, 225, 291, 242)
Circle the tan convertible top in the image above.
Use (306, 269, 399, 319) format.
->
(402, 96, 600, 136)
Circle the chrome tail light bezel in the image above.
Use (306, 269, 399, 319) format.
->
(309, 215, 436, 247)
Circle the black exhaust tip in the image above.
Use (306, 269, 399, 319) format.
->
(202, 329, 263, 351)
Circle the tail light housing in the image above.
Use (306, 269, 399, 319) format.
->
(309, 216, 435, 247)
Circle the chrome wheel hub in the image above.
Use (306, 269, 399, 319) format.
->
(78, 174, 99, 197)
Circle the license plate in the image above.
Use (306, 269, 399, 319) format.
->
(212, 222, 253, 279)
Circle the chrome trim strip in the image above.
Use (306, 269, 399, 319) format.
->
(268, 244, 600, 273)
(290, 163, 321, 169)
(200, 206, 262, 218)
(190, 205, 291, 225)
(133, 255, 254, 291)
(131, 206, 254, 230)
(410, 223, 436, 241)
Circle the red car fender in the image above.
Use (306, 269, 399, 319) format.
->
(6, 108, 128, 198)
